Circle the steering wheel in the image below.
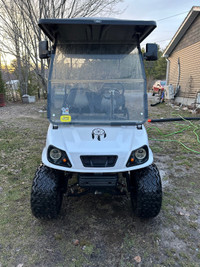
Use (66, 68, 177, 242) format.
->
(101, 83, 124, 99)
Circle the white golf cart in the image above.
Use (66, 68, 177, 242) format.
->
(31, 18, 162, 219)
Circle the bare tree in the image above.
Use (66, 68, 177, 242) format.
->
(0, 0, 123, 97)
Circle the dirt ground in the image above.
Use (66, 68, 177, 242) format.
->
(0, 97, 200, 267)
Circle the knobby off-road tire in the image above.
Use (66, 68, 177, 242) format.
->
(130, 163, 162, 218)
(31, 164, 64, 219)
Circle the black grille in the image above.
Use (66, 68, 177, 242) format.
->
(78, 173, 118, 187)
(80, 155, 117, 167)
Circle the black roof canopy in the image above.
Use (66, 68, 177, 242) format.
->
(39, 18, 156, 45)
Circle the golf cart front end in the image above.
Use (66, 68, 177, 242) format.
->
(42, 124, 153, 173)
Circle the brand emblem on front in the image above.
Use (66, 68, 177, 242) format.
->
(92, 128, 106, 141)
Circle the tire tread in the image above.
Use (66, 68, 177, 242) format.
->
(130, 163, 162, 218)
(31, 165, 63, 219)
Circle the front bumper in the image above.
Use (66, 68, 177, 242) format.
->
(42, 146, 153, 173)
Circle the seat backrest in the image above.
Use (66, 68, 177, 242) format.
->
(67, 88, 89, 110)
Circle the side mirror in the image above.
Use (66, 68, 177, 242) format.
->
(39, 40, 50, 59)
(144, 43, 158, 61)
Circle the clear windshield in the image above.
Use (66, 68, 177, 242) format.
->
(48, 44, 147, 125)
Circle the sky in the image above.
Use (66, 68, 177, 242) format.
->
(115, 0, 200, 50)
(1, 0, 199, 65)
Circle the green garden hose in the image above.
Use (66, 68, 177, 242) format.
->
(147, 114, 200, 154)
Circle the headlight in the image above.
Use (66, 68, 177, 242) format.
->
(126, 145, 148, 167)
(135, 148, 147, 160)
(49, 148, 62, 160)
(47, 145, 72, 167)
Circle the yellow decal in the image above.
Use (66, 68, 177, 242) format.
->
(60, 115, 71, 122)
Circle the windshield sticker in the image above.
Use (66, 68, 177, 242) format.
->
(61, 107, 69, 115)
(60, 115, 71, 122)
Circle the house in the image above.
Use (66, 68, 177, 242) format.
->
(163, 6, 200, 106)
